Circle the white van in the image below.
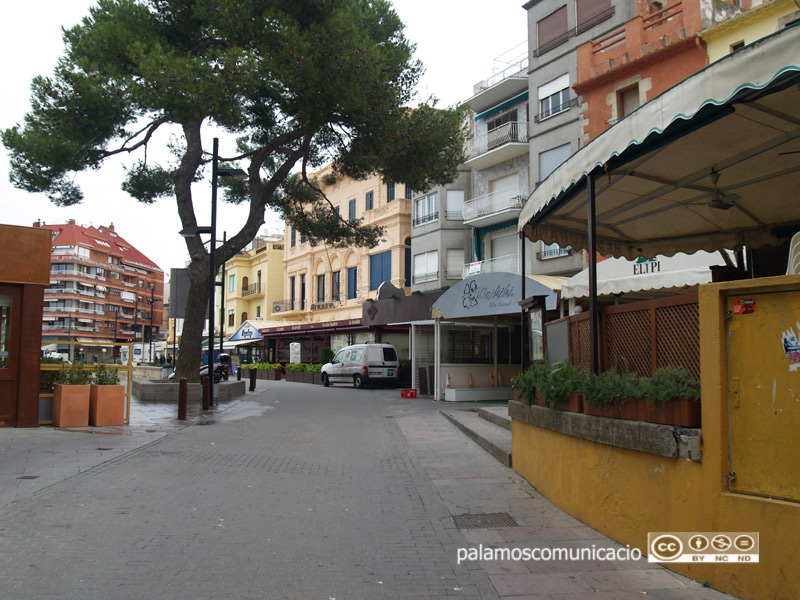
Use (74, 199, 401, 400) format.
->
(321, 343, 399, 388)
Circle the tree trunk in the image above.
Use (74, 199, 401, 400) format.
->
(175, 256, 211, 382)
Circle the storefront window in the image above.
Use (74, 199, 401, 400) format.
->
(529, 308, 544, 362)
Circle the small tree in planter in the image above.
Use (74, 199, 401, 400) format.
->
(90, 363, 125, 426)
(318, 347, 335, 365)
(582, 368, 644, 418)
(53, 362, 92, 427)
(643, 366, 701, 426)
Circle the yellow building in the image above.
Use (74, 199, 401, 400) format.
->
(701, 0, 800, 62)
(278, 165, 413, 325)
(221, 235, 285, 331)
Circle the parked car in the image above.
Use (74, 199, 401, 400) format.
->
(321, 343, 399, 388)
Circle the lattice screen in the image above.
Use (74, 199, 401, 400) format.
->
(605, 309, 652, 376)
(656, 302, 700, 378)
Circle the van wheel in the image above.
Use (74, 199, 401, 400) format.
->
(322, 373, 330, 387)
(353, 374, 364, 389)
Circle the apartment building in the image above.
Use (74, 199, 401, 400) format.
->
(221, 234, 285, 330)
(36, 220, 164, 362)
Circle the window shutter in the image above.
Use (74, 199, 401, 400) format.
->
(537, 7, 568, 53)
(576, 0, 611, 33)
(446, 249, 464, 278)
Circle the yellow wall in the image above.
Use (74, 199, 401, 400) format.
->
(281, 164, 412, 324)
(512, 274, 800, 600)
(222, 237, 285, 330)
(702, 0, 799, 63)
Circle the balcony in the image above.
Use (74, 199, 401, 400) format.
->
(412, 271, 439, 285)
(465, 122, 529, 171)
(412, 212, 439, 228)
(468, 54, 529, 115)
(463, 187, 527, 228)
(241, 283, 265, 298)
(462, 254, 521, 279)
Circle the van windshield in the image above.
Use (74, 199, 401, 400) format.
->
(382, 347, 397, 361)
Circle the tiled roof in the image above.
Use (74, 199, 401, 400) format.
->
(38, 222, 163, 273)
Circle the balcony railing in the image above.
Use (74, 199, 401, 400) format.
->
(466, 122, 528, 160)
(242, 283, 265, 297)
(463, 187, 527, 222)
(462, 255, 521, 279)
(412, 272, 439, 285)
(537, 246, 574, 260)
(412, 213, 439, 228)
(472, 54, 529, 95)
(535, 97, 579, 123)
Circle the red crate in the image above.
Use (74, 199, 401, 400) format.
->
(401, 389, 417, 399)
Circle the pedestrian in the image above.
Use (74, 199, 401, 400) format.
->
(159, 354, 166, 367)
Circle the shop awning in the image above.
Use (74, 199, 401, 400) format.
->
(561, 251, 729, 300)
(432, 272, 560, 319)
(519, 25, 800, 258)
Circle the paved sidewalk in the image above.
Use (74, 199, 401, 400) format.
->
(0, 379, 258, 507)
(0, 380, 738, 599)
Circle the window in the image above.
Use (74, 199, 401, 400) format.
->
(446, 190, 465, 220)
(228, 309, 235, 327)
(300, 229, 306, 244)
(404, 185, 412, 200)
(241, 312, 248, 323)
(290, 276, 296, 310)
(347, 267, 358, 299)
(404, 238, 411, 288)
(349, 199, 356, 222)
(386, 182, 395, 202)
(539, 143, 572, 182)
(620, 86, 640, 118)
(332, 271, 341, 301)
(730, 40, 745, 53)
(300, 274, 306, 310)
(291, 228, 296, 247)
(365, 190, 374, 210)
(413, 250, 438, 284)
(413, 192, 439, 227)
(537, 6, 568, 56)
(317, 274, 326, 303)
(446, 249, 464, 279)
(256, 305, 261, 318)
(369, 250, 391, 291)
(228, 274, 236, 293)
(576, 0, 613, 34)
(537, 74, 571, 122)
(486, 110, 516, 132)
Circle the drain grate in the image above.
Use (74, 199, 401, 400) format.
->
(453, 512, 519, 529)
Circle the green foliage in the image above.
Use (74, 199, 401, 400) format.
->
(398, 360, 412, 379)
(582, 368, 645, 408)
(54, 362, 92, 386)
(240, 362, 281, 371)
(318, 347, 335, 364)
(307, 363, 322, 373)
(285, 363, 305, 372)
(3, 0, 467, 381)
(93, 363, 121, 385)
(645, 367, 700, 405)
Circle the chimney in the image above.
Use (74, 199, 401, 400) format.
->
(33, 220, 41, 228)
(68, 219, 76, 225)
(107, 222, 115, 231)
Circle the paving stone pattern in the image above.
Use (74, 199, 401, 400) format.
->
(0, 381, 739, 599)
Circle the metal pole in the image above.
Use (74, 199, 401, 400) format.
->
(178, 378, 188, 420)
(133, 295, 138, 365)
(149, 285, 154, 364)
(220, 231, 226, 359)
(209, 137, 219, 406)
(587, 170, 600, 375)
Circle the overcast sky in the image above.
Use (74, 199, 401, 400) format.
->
(0, 1, 528, 274)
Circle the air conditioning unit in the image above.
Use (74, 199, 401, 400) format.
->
(272, 303, 283, 313)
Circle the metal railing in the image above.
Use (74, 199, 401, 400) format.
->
(412, 213, 439, 227)
(535, 97, 579, 123)
(242, 283, 264, 297)
(412, 272, 439, 285)
(466, 122, 528, 160)
(472, 54, 529, 95)
(537, 246, 573, 260)
(463, 187, 527, 222)
(462, 254, 521, 279)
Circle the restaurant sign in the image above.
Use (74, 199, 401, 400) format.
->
(432, 272, 557, 319)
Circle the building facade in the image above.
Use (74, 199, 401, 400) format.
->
(220, 235, 285, 331)
(36, 220, 164, 362)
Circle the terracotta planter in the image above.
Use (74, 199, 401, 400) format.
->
(645, 396, 701, 427)
(583, 401, 620, 418)
(619, 397, 647, 421)
(53, 384, 91, 427)
(90, 385, 125, 426)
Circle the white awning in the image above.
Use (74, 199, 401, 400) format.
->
(561, 251, 729, 300)
(519, 25, 800, 258)
(432, 272, 559, 318)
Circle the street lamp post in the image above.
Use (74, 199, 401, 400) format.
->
(179, 137, 246, 407)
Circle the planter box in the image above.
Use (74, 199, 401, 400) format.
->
(266, 370, 281, 381)
(285, 371, 298, 382)
(534, 391, 583, 412)
(583, 401, 621, 419)
(312, 372, 323, 385)
(583, 395, 700, 427)
(302, 372, 314, 384)
(90, 385, 125, 426)
(53, 384, 91, 427)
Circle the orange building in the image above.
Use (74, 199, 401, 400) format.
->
(35, 220, 165, 363)
(574, 0, 748, 143)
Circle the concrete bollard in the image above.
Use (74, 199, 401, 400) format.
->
(249, 368, 256, 392)
(178, 378, 188, 420)
(237, 368, 242, 381)
(202, 376, 210, 411)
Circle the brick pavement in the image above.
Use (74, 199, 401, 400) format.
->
(0, 380, 739, 599)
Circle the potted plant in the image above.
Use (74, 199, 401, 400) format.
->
(307, 363, 323, 385)
(285, 362, 304, 382)
(643, 366, 701, 427)
(261, 363, 282, 380)
(53, 362, 92, 427)
(90, 363, 125, 426)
